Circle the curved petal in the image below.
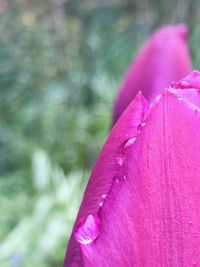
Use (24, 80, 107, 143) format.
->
(79, 81, 200, 266)
(64, 92, 149, 266)
(65, 71, 200, 266)
(113, 24, 192, 125)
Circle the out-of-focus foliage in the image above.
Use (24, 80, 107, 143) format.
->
(0, 0, 200, 266)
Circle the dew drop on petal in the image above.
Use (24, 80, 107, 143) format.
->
(101, 193, 107, 199)
(137, 121, 146, 131)
(180, 80, 190, 88)
(123, 174, 127, 181)
(113, 175, 120, 184)
(154, 95, 161, 108)
(117, 155, 125, 166)
(156, 94, 162, 100)
(147, 94, 162, 114)
(99, 193, 107, 207)
(178, 96, 183, 101)
(113, 174, 127, 184)
(99, 201, 103, 207)
(74, 215, 101, 245)
(124, 137, 137, 148)
(117, 137, 136, 166)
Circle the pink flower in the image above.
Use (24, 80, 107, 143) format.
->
(113, 24, 192, 125)
(64, 71, 200, 266)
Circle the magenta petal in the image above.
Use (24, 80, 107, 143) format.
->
(65, 71, 200, 266)
(113, 24, 192, 124)
(64, 92, 149, 266)
(79, 87, 200, 266)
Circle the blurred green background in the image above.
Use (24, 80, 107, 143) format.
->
(1, 0, 200, 266)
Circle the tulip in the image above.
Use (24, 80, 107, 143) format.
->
(113, 24, 192, 125)
(64, 70, 200, 266)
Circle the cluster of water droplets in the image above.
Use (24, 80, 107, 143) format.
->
(172, 80, 191, 89)
(171, 76, 197, 90)
(98, 193, 108, 207)
(178, 80, 191, 88)
(114, 113, 150, 186)
(170, 76, 200, 115)
(74, 133, 142, 245)
(116, 136, 137, 169)
(74, 107, 151, 246)
(115, 137, 137, 183)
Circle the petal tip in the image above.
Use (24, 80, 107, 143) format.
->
(176, 23, 189, 40)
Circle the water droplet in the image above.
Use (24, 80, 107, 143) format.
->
(74, 215, 101, 245)
(178, 96, 183, 101)
(137, 121, 146, 131)
(117, 155, 125, 166)
(149, 103, 153, 109)
(113, 175, 120, 184)
(124, 137, 137, 148)
(113, 173, 127, 183)
(155, 94, 162, 102)
(99, 201, 103, 207)
(117, 136, 136, 167)
(180, 80, 190, 87)
(123, 174, 127, 181)
(99, 193, 107, 207)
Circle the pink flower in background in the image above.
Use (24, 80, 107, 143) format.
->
(112, 24, 192, 125)
(64, 71, 200, 266)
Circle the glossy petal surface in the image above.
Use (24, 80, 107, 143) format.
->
(65, 72, 200, 266)
(113, 24, 192, 124)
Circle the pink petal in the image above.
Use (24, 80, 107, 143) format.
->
(64, 92, 149, 266)
(65, 71, 200, 266)
(113, 24, 192, 125)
